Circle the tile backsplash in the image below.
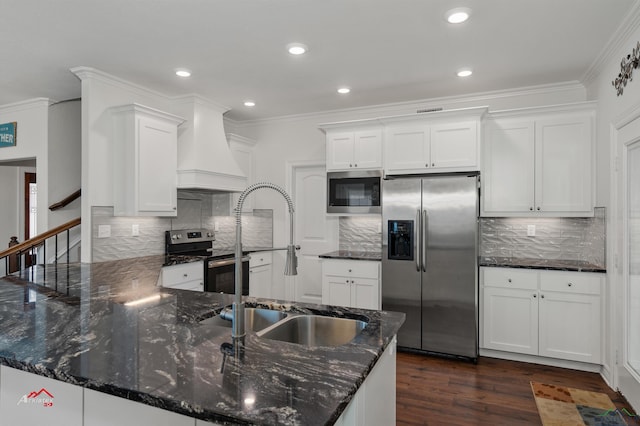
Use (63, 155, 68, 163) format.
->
(92, 191, 273, 262)
(337, 209, 606, 269)
(479, 207, 606, 268)
(338, 216, 382, 252)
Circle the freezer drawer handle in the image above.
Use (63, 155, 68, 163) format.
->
(422, 209, 428, 272)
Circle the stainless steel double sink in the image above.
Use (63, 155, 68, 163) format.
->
(201, 308, 368, 347)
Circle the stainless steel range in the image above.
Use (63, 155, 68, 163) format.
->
(165, 229, 249, 295)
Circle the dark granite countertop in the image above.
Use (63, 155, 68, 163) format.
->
(0, 256, 404, 425)
(164, 247, 276, 267)
(479, 256, 606, 273)
(319, 250, 382, 261)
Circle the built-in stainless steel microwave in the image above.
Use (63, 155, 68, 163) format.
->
(327, 170, 382, 214)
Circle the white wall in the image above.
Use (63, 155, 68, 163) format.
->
(48, 100, 82, 228)
(585, 5, 640, 395)
(0, 167, 19, 248)
(0, 99, 51, 236)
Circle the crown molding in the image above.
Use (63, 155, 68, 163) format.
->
(70, 67, 169, 104)
(229, 81, 585, 128)
(582, 1, 640, 87)
(0, 97, 54, 113)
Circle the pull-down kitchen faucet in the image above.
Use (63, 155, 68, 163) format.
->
(232, 182, 298, 339)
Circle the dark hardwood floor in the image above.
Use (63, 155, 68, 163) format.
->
(396, 351, 639, 425)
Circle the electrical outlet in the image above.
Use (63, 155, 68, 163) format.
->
(527, 224, 536, 237)
(214, 221, 220, 231)
(132, 224, 140, 236)
(98, 225, 111, 238)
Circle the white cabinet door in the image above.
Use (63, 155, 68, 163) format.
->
(352, 278, 380, 310)
(384, 125, 430, 173)
(482, 286, 539, 355)
(326, 130, 382, 171)
(353, 130, 382, 169)
(481, 267, 603, 364)
(137, 116, 179, 213)
(323, 275, 353, 307)
(538, 291, 601, 363)
(327, 132, 356, 171)
(482, 121, 535, 214)
(537, 270, 602, 363)
(535, 116, 592, 213)
(481, 106, 594, 217)
(111, 104, 184, 217)
(430, 121, 478, 170)
(322, 260, 380, 309)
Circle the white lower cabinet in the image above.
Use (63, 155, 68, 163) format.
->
(249, 251, 273, 298)
(84, 389, 194, 426)
(160, 262, 204, 292)
(335, 337, 397, 426)
(481, 267, 602, 364)
(321, 259, 381, 310)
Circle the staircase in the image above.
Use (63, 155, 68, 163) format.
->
(0, 217, 81, 278)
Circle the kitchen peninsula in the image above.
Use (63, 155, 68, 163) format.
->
(0, 256, 404, 426)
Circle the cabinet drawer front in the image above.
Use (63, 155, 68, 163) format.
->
(250, 251, 273, 268)
(322, 260, 380, 279)
(162, 262, 204, 286)
(168, 280, 204, 291)
(540, 271, 602, 295)
(481, 267, 537, 290)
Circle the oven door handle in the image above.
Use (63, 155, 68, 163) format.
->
(208, 256, 250, 268)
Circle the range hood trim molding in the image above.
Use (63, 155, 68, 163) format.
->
(176, 169, 245, 192)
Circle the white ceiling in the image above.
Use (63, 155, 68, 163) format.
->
(1, 0, 637, 122)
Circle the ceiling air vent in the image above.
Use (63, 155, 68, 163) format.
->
(416, 107, 443, 114)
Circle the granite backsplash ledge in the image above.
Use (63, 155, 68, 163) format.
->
(480, 208, 606, 269)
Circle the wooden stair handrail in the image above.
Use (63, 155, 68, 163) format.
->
(0, 217, 81, 258)
(49, 189, 81, 211)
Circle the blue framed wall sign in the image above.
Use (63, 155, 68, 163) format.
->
(0, 122, 16, 148)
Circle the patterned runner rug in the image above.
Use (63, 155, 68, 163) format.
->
(531, 382, 633, 425)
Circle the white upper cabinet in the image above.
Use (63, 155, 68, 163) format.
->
(326, 129, 382, 171)
(382, 107, 486, 175)
(481, 103, 595, 217)
(111, 104, 185, 217)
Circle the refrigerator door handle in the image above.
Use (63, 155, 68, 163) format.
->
(422, 209, 428, 272)
(415, 209, 421, 272)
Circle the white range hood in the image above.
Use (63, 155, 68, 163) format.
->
(172, 95, 247, 192)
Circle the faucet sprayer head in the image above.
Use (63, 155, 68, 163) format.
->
(284, 245, 298, 276)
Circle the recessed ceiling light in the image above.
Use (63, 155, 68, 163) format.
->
(446, 7, 471, 24)
(175, 69, 191, 78)
(244, 100, 256, 107)
(287, 43, 308, 55)
(457, 69, 473, 77)
(337, 87, 351, 94)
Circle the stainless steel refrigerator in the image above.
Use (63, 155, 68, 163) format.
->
(382, 174, 479, 360)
